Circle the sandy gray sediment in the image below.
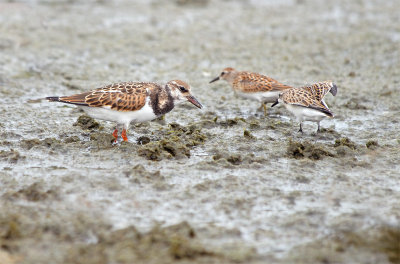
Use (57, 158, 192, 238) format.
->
(0, 0, 399, 263)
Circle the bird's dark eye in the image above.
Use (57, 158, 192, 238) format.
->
(179, 86, 187, 92)
(221, 72, 225, 76)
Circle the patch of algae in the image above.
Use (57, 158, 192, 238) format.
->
(286, 226, 400, 264)
(20, 138, 62, 150)
(213, 153, 243, 165)
(243, 129, 256, 140)
(64, 222, 254, 264)
(287, 139, 335, 160)
(73, 115, 102, 130)
(138, 122, 207, 161)
(0, 205, 112, 262)
(218, 117, 246, 127)
(366, 140, 379, 150)
(2, 182, 59, 202)
(0, 149, 24, 163)
(334, 137, 357, 150)
(124, 165, 170, 190)
(89, 132, 115, 149)
(0, 206, 256, 264)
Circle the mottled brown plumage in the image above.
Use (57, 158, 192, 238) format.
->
(280, 81, 336, 116)
(210, 67, 291, 94)
(299, 81, 337, 103)
(46, 80, 202, 142)
(59, 82, 154, 112)
(210, 67, 292, 115)
(232, 71, 292, 93)
(272, 81, 338, 133)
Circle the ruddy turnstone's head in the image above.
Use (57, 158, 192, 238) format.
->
(167, 80, 203, 109)
(209, 67, 237, 83)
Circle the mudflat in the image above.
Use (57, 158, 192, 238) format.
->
(0, 0, 399, 263)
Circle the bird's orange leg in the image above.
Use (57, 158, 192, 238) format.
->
(112, 129, 118, 142)
(121, 129, 128, 142)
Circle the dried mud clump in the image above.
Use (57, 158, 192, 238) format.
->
(73, 115, 101, 130)
(138, 123, 207, 161)
(287, 139, 335, 160)
(65, 222, 223, 264)
(0, 149, 24, 163)
(3, 182, 59, 202)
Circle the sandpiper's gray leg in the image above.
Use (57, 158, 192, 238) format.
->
(317, 122, 321, 133)
(298, 122, 303, 133)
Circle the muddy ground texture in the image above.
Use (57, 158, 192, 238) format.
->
(1, 0, 400, 263)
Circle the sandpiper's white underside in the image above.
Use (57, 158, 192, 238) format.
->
(284, 104, 331, 123)
(79, 99, 157, 129)
(236, 90, 281, 103)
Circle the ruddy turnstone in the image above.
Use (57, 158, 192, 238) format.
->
(209, 67, 292, 114)
(46, 80, 203, 142)
(271, 81, 337, 133)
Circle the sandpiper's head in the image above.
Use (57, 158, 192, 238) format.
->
(271, 92, 285, 107)
(167, 80, 203, 109)
(209, 67, 237, 84)
(329, 82, 338, 96)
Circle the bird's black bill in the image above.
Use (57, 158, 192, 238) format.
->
(330, 84, 338, 96)
(46, 96, 60, 102)
(186, 95, 203, 109)
(209, 76, 220, 83)
(271, 100, 279, 107)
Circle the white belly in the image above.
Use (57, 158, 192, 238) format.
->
(236, 90, 281, 103)
(284, 104, 329, 123)
(79, 101, 157, 127)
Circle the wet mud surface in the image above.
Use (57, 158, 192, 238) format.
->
(0, 0, 400, 263)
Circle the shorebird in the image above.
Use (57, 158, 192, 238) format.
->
(271, 81, 337, 133)
(46, 80, 203, 142)
(209, 67, 292, 114)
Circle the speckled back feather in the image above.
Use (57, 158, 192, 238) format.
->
(300, 81, 337, 102)
(234, 71, 292, 93)
(281, 87, 333, 117)
(58, 82, 161, 112)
